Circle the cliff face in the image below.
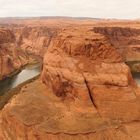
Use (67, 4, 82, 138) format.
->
(1, 24, 140, 140)
(15, 26, 59, 57)
(0, 28, 28, 79)
(94, 27, 140, 61)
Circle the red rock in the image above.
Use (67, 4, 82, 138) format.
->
(1, 19, 140, 139)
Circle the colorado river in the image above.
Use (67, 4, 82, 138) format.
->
(0, 63, 41, 96)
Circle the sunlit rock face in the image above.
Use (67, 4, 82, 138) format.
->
(0, 28, 28, 80)
(1, 19, 140, 139)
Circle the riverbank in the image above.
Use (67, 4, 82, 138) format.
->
(7, 59, 39, 77)
(0, 74, 40, 110)
(0, 58, 42, 109)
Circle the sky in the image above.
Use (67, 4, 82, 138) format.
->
(0, 0, 139, 19)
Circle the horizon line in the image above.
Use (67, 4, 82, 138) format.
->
(0, 16, 139, 21)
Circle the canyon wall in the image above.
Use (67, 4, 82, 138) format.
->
(15, 26, 60, 57)
(94, 27, 140, 61)
(1, 21, 140, 139)
(0, 28, 29, 80)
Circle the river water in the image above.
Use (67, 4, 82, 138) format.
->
(132, 73, 140, 85)
(0, 63, 41, 96)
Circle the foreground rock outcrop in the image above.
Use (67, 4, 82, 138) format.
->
(41, 27, 140, 124)
(1, 79, 140, 140)
(1, 20, 140, 139)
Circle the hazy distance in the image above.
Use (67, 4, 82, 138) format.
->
(0, 0, 139, 19)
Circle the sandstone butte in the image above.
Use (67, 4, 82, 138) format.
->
(1, 18, 140, 139)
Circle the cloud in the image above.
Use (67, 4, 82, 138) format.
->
(0, 0, 139, 19)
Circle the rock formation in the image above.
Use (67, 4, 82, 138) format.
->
(1, 19, 140, 139)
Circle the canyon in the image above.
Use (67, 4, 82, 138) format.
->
(0, 18, 140, 139)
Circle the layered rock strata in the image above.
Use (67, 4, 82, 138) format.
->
(0, 28, 28, 80)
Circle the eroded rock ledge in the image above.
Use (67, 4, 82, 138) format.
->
(1, 23, 140, 139)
